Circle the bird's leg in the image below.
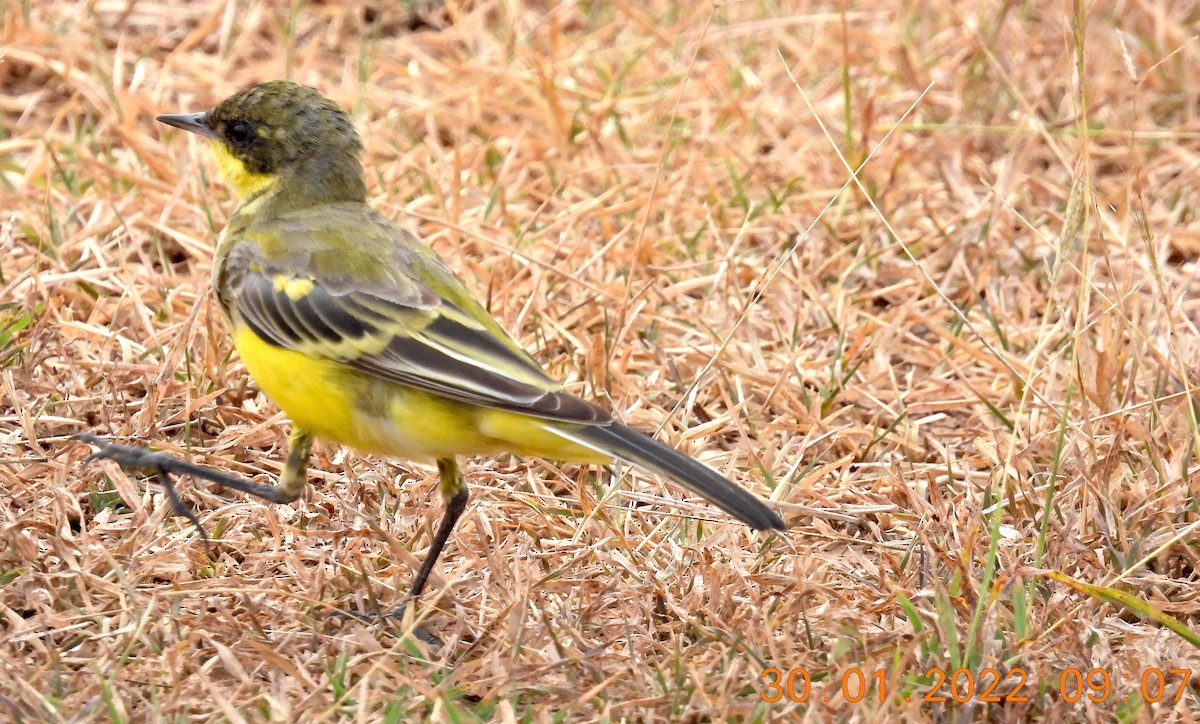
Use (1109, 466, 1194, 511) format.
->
(73, 430, 314, 539)
(387, 457, 469, 623)
(278, 428, 314, 503)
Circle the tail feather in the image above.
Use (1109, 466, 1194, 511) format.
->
(548, 422, 786, 531)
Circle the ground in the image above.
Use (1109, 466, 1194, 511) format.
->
(3, 0, 1200, 721)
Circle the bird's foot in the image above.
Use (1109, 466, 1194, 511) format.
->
(73, 433, 214, 545)
(333, 602, 444, 647)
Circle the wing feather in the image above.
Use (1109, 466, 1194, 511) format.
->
(232, 253, 609, 425)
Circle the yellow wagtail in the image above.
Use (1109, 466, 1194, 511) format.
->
(79, 81, 785, 623)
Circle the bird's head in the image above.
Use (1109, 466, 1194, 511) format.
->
(157, 81, 366, 204)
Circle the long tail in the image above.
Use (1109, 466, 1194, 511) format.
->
(547, 422, 786, 531)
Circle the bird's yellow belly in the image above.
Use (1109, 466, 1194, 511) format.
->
(233, 325, 492, 459)
(232, 325, 612, 465)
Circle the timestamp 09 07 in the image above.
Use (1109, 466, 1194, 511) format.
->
(760, 666, 1194, 704)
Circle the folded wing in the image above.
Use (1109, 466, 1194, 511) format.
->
(232, 250, 610, 425)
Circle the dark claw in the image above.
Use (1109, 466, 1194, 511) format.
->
(384, 603, 445, 646)
(154, 469, 211, 546)
(73, 433, 213, 550)
(75, 433, 171, 469)
(332, 603, 444, 647)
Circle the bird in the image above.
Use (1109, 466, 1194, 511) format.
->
(79, 80, 785, 630)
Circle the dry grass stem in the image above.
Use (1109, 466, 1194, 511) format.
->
(4, 0, 1200, 720)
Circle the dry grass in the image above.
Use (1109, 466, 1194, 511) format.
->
(4, 0, 1200, 720)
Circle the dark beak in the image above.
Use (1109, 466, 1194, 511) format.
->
(156, 112, 217, 139)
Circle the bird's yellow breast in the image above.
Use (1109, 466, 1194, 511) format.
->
(232, 325, 361, 445)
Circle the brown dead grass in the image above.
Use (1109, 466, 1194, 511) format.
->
(4, 0, 1200, 721)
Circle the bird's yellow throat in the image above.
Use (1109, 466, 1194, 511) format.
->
(211, 141, 275, 200)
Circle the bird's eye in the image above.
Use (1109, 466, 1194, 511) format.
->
(227, 120, 256, 149)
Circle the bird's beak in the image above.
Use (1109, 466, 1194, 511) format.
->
(156, 111, 217, 139)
